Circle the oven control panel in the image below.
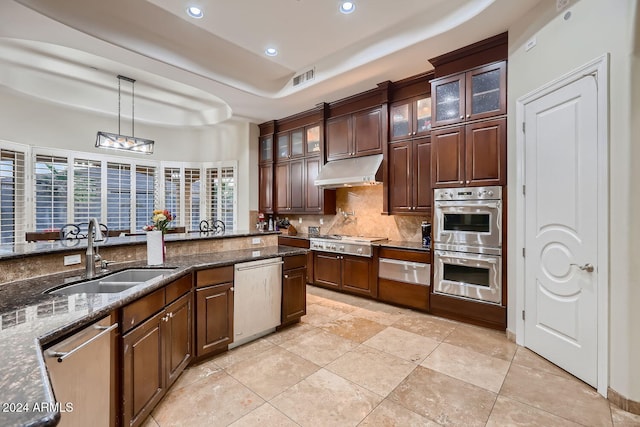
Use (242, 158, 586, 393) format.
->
(434, 186, 502, 201)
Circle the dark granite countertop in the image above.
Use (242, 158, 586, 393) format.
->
(0, 245, 306, 427)
(0, 230, 280, 261)
(374, 240, 431, 252)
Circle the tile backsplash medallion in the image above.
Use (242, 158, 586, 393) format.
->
(274, 186, 428, 242)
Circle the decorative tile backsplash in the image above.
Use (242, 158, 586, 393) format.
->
(275, 186, 428, 241)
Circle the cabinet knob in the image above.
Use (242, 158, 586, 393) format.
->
(284, 274, 289, 279)
(460, 116, 464, 119)
(230, 287, 234, 291)
(460, 181, 463, 184)
(466, 114, 471, 118)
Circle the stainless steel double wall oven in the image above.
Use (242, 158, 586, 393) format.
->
(432, 186, 503, 304)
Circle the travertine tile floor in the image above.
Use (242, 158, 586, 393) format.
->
(144, 286, 640, 427)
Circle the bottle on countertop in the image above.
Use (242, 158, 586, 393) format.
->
(268, 217, 274, 231)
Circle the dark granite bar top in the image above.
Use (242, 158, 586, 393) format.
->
(0, 230, 280, 261)
(0, 245, 306, 427)
(374, 240, 431, 252)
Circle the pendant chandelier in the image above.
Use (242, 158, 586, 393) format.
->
(96, 75, 154, 154)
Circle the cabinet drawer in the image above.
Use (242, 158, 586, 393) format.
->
(122, 288, 165, 333)
(378, 278, 429, 311)
(196, 266, 234, 288)
(284, 254, 307, 270)
(166, 274, 192, 303)
(378, 247, 430, 263)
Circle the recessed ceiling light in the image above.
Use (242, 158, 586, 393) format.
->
(186, 6, 204, 19)
(265, 47, 278, 57)
(339, 1, 355, 14)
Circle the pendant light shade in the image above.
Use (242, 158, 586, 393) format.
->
(96, 75, 154, 154)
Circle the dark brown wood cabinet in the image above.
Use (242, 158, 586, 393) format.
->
(258, 129, 275, 215)
(122, 310, 164, 427)
(377, 247, 431, 311)
(313, 252, 377, 298)
(342, 255, 374, 297)
(326, 107, 383, 161)
(274, 159, 304, 213)
(390, 95, 432, 141)
(388, 137, 431, 214)
(258, 163, 273, 214)
(431, 61, 506, 128)
(121, 277, 192, 427)
(281, 254, 307, 327)
(304, 157, 336, 213)
(195, 266, 234, 358)
(165, 293, 192, 388)
(431, 118, 506, 188)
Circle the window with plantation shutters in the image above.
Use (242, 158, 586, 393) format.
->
(164, 167, 180, 227)
(185, 168, 200, 231)
(0, 148, 25, 244)
(219, 167, 235, 230)
(34, 154, 68, 232)
(107, 162, 131, 232)
(135, 165, 157, 232)
(205, 165, 236, 231)
(73, 158, 101, 224)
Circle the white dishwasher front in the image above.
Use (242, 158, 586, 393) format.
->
(230, 257, 283, 348)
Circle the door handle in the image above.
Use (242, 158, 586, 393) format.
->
(570, 263, 594, 273)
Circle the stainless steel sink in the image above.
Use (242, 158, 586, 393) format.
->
(47, 268, 177, 295)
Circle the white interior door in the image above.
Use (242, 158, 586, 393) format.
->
(523, 73, 599, 386)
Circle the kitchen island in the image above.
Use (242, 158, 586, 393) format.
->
(0, 231, 306, 427)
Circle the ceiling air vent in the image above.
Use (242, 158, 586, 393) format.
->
(292, 68, 315, 87)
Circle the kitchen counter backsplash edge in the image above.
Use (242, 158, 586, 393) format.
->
(0, 230, 281, 261)
(0, 245, 305, 427)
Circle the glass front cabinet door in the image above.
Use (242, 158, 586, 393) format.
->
(259, 135, 273, 163)
(466, 61, 506, 121)
(390, 96, 432, 141)
(305, 125, 321, 155)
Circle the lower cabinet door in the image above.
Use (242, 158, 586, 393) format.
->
(342, 255, 375, 297)
(313, 252, 342, 289)
(282, 267, 307, 324)
(165, 293, 192, 388)
(196, 283, 234, 357)
(122, 311, 165, 427)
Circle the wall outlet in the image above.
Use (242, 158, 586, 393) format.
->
(252, 237, 261, 244)
(64, 254, 82, 266)
(319, 218, 324, 225)
(298, 217, 302, 224)
(252, 250, 261, 257)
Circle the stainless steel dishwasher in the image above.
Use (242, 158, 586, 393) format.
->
(230, 257, 283, 349)
(44, 315, 118, 427)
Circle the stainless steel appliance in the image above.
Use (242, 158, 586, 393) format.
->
(433, 186, 502, 251)
(433, 186, 503, 304)
(309, 235, 387, 257)
(230, 257, 283, 349)
(433, 249, 501, 304)
(45, 315, 117, 427)
(379, 258, 430, 287)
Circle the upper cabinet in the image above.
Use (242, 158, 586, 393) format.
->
(276, 125, 322, 161)
(259, 135, 273, 163)
(431, 61, 506, 128)
(326, 107, 383, 161)
(306, 125, 321, 155)
(390, 96, 432, 141)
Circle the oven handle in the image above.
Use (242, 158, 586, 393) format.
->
(435, 251, 497, 264)
(435, 201, 501, 210)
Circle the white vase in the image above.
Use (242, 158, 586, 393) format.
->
(146, 230, 165, 265)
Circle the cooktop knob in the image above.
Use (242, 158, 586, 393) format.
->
(356, 248, 363, 254)
(339, 246, 345, 251)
